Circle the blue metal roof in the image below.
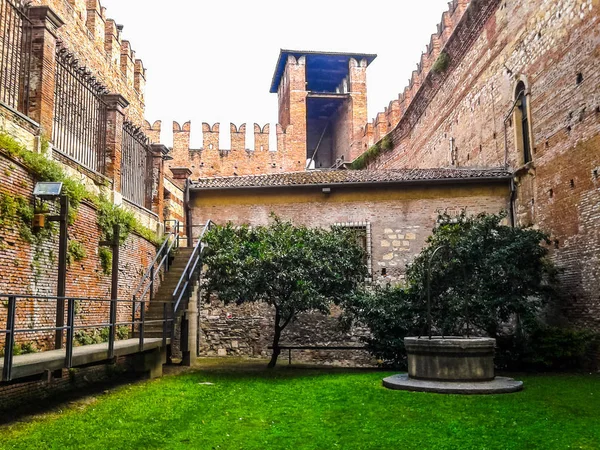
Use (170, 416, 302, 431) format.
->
(269, 49, 377, 94)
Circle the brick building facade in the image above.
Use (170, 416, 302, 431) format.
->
(0, 0, 170, 353)
(188, 169, 511, 359)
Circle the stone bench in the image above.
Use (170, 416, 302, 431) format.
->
(268, 345, 366, 365)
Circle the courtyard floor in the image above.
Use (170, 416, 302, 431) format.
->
(0, 359, 599, 449)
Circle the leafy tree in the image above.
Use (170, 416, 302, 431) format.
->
(202, 217, 368, 368)
(342, 212, 557, 367)
(407, 212, 556, 338)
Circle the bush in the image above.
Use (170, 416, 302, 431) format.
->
(341, 286, 421, 368)
(496, 327, 600, 371)
(343, 212, 561, 368)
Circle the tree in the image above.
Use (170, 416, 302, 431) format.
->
(342, 212, 557, 367)
(407, 212, 556, 338)
(202, 217, 368, 368)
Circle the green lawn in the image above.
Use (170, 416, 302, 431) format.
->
(1, 360, 599, 450)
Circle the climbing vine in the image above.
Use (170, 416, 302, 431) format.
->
(0, 131, 161, 281)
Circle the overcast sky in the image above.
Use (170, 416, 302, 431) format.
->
(100, 0, 450, 147)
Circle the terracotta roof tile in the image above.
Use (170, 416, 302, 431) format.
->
(190, 168, 512, 190)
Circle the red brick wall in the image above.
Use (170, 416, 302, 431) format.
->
(361, 0, 600, 330)
(0, 151, 157, 351)
(157, 120, 305, 180)
(29, 0, 146, 126)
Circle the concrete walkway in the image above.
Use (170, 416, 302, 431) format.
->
(1, 338, 169, 380)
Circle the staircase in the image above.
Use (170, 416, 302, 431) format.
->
(138, 246, 195, 338)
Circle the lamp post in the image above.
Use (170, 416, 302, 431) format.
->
(33, 182, 68, 350)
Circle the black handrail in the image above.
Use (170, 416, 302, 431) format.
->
(131, 220, 180, 333)
(132, 219, 180, 301)
(172, 220, 214, 313)
(0, 293, 174, 382)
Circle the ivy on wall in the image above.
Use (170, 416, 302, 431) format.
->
(351, 134, 394, 170)
(0, 131, 161, 280)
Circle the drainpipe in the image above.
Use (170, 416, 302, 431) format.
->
(184, 178, 193, 248)
(509, 177, 516, 228)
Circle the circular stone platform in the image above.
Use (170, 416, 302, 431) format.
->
(383, 374, 523, 394)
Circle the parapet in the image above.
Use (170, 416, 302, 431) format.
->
(170, 120, 292, 153)
(42, 0, 147, 108)
(159, 120, 304, 178)
(362, 0, 470, 153)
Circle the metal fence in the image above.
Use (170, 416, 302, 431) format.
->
(0, 0, 31, 113)
(121, 121, 151, 208)
(53, 44, 108, 173)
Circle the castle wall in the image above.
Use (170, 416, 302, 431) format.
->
(29, 0, 146, 126)
(362, 0, 600, 330)
(0, 148, 157, 351)
(153, 120, 306, 180)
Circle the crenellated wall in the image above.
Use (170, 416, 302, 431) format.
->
(29, 0, 147, 126)
(359, 0, 470, 152)
(356, 0, 600, 331)
(143, 120, 306, 179)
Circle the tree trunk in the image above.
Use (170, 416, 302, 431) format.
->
(267, 307, 294, 368)
(268, 307, 282, 368)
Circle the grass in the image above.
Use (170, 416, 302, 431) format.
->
(0, 360, 599, 449)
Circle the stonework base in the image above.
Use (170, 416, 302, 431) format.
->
(382, 374, 523, 394)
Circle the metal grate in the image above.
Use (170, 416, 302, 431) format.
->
(0, 0, 32, 113)
(121, 121, 151, 208)
(53, 44, 108, 173)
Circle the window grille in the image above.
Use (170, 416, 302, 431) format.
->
(0, 0, 32, 113)
(333, 221, 372, 276)
(121, 121, 151, 209)
(53, 44, 108, 173)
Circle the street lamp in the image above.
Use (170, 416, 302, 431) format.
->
(33, 181, 68, 349)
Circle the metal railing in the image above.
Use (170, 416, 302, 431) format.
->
(131, 220, 181, 329)
(172, 220, 214, 313)
(52, 43, 108, 173)
(121, 121, 151, 208)
(0, 0, 31, 113)
(0, 294, 174, 382)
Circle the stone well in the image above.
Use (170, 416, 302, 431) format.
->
(383, 336, 523, 394)
(405, 336, 495, 381)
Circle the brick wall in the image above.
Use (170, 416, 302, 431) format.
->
(190, 181, 510, 362)
(0, 150, 157, 351)
(360, 0, 600, 330)
(155, 120, 305, 180)
(29, 0, 146, 126)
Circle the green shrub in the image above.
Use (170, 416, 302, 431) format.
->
(343, 212, 560, 368)
(496, 327, 600, 371)
(432, 51, 450, 74)
(341, 286, 421, 368)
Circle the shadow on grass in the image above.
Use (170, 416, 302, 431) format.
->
(0, 371, 146, 426)
(0, 358, 390, 425)
(181, 357, 392, 382)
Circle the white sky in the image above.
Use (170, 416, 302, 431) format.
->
(100, 0, 451, 147)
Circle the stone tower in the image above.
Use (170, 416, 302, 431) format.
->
(269, 49, 376, 169)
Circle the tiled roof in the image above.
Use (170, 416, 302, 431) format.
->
(190, 168, 512, 190)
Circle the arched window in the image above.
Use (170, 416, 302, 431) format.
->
(514, 81, 532, 164)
